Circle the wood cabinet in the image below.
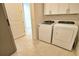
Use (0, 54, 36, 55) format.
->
(44, 3, 79, 15)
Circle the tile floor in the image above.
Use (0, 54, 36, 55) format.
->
(12, 34, 77, 56)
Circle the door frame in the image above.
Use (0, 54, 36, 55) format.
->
(30, 4, 37, 40)
(2, 3, 37, 40)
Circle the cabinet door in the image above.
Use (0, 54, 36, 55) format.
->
(4, 3, 25, 39)
(58, 3, 68, 14)
(69, 3, 79, 14)
(44, 3, 58, 15)
(44, 3, 69, 15)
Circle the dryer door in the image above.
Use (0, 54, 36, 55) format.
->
(52, 24, 78, 50)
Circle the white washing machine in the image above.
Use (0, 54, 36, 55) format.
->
(52, 21, 78, 50)
(39, 20, 55, 43)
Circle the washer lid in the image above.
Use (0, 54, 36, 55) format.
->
(42, 21, 54, 25)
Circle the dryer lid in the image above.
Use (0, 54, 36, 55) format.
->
(58, 21, 75, 24)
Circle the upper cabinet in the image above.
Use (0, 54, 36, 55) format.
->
(44, 3, 79, 15)
(44, 3, 58, 14)
(58, 4, 69, 14)
(69, 3, 79, 14)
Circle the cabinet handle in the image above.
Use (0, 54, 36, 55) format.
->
(66, 8, 70, 14)
(49, 10, 52, 14)
(6, 18, 10, 26)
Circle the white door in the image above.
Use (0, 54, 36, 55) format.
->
(4, 3, 25, 39)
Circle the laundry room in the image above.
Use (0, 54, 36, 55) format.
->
(1, 3, 79, 56)
(33, 3, 79, 55)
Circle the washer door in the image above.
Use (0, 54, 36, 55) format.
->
(39, 24, 53, 43)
